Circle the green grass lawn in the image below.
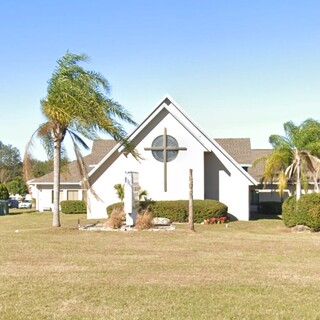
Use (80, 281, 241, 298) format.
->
(0, 212, 319, 320)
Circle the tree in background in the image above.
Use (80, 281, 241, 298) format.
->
(0, 141, 22, 184)
(28, 158, 69, 178)
(6, 177, 28, 195)
(0, 183, 9, 200)
(262, 119, 320, 200)
(0, 141, 60, 195)
(25, 52, 137, 227)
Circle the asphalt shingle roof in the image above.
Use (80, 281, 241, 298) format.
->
(31, 140, 117, 184)
(215, 138, 273, 182)
(248, 149, 272, 182)
(215, 138, 252, 165)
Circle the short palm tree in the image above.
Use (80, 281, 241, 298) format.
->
(114, 183, 148, 202)
(265, 119, 320, 200)
(114, 184, 125, 202)
(25, 52, 137, 227)
(257, 149, 290, 199)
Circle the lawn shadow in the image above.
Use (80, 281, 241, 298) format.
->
(250, 213, 282, 221)
(7, 211, 25, 216)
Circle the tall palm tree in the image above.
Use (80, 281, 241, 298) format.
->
(25, 52, 137, 227)
(265, 119, 320, 200)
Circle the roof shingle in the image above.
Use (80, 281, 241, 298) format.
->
(31, 139, 117, 184)
(215, 138, 252, 165)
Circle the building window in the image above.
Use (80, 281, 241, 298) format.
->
(67, 190, 78, 201)
(151, 135, 180, 162)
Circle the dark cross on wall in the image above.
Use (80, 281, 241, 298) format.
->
(144, 128, 187, 192)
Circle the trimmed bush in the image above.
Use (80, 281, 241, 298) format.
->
(149, 199, 228, 223)
(282, 196, 298, 227)
(259, 201, 282, 215)
(107, 199, 228, 223)
(297, 193, 320, 232)
(282, 193, 320, 232)
(61, 200, 87, 214)
(149, 200, 188, 222)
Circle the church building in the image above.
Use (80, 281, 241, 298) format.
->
(29, 95, 259, 221)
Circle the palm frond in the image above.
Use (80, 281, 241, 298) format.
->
(285, 163, 295, 179)
(67, 129, 90, 151)
(278, 170, 287, 197)
(105, 99, 137, 126)
(68, 132, 101, 201)
(252, 156, 267, 168)
(23, 123, 53, 181)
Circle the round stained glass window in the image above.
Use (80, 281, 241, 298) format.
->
(151, 135, 179, 162)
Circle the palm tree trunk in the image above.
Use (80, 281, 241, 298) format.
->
(296, 161, 301, 200)
(189, 169, 195, 231)
(52, 138, 61, 227)
(314, 171, 319, 193)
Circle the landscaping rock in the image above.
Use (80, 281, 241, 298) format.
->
(152, 217, 171, 226)
(291, 225, 311, 233)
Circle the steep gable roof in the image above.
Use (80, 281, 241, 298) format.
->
(89, 94, 257, 185)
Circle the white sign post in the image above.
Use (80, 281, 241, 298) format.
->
(124, 171, 139, 226)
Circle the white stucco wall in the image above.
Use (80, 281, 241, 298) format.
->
(87, 112, 207, 219)
(219, 170, 250, 221)
(204, 151, 252, 220)
(33, 186, 53, 211)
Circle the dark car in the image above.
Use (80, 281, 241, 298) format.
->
(6, 199, 19, 208)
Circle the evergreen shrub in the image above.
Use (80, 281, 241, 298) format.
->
(149, 200, 188, 222)
(149, 199, 228, 223)
(282, 196, 298, 227)
(61, 200, 87, 214)
(0, 183, 9, 200)
(107, 199, 228, 223)
(297, 193, 320, 232)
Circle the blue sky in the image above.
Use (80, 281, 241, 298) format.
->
(1, 0, 320, 160)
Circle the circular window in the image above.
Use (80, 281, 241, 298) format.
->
(151, 135, 179, 162)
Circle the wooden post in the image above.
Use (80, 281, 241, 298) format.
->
(189, 169, 195, 231)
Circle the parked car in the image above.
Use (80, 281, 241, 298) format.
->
(18, 200, 32, 209)
(6, 199, 19, 208)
